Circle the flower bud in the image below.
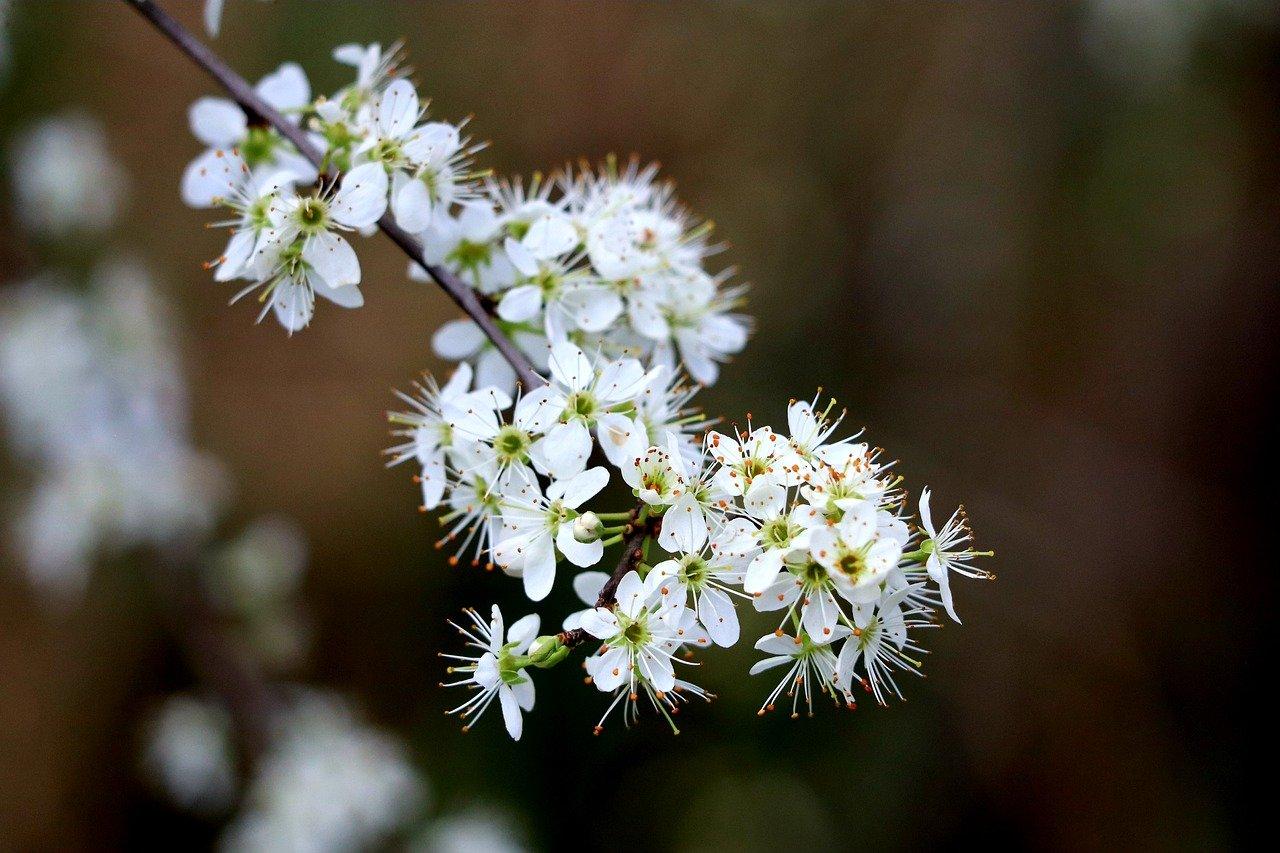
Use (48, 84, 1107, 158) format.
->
(572, 511, 602, 543)
(527, 635, 569, 669)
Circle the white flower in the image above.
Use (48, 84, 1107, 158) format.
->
(917, 487, 992, 623)
(836, 585, 929, 705)
(221, 691, 424, 851)
(443, 605, 540, 740)
(331, 41, 405, 114)
(800, 440, 893, 520)
(708, 424, 787, 496)
(646, 518, 756, 647)
(499, 215, 623, 340)
(143, 695, 236, 814)
(386, 363, 505, 510)
(183, 63, 315, 207)
(437, 442, 524, 569)
(205, 166, 294, 282)
(630, 366, 709, 463)
(443, 380, 557, 489)
(540, 341, 659, 478)
(236, 163, 387, 332)
(580, 570, 709, 733)
(809, 499, 903, 606)
(750, 628, 855, 717)
(491, 467, 610, 600)
(651, 269, 750, 387)
(739, 477, 822, 595)
(8, 112, 126, 238)
(621, 440, 687, 507)
(356, 78, 476, 231)
(413, 202, 516, 294)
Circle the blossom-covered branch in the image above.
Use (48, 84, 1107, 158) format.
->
(130, 0, 992, 741)
(124, 0, 539, 387)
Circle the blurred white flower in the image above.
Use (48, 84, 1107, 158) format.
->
(143, 695, 237, 815)
(8, 111, 126, 239)
(0, 265, 227, 602)
(222, 691, 425, 853)
(416, 808, 529, 853)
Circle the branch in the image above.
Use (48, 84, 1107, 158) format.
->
(122, 0, 652, 658)
(122, 0, 541, 390)
(557, 512, 660, 648)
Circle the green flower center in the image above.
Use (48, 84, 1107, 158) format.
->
(679, 555, 711, 589)
(493, 425, 530, 462)
(448, 239, 492, 272)
(621, 617, 649, 647)
(294, 197, 330, 234)
(566, 391, 598, 421)
(760, 517, 794, 549)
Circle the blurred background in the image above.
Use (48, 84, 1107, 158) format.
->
(2, 0, 1276, 849)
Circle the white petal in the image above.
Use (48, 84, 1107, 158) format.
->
(743, 548, 785, 595)
(499, 684, 523, 740)
(403, 121, 461, 165)
(521, 534, 557, 601)
(658, 492, 707, 554)
(255, 62, 311, 113)
(591, 646, 629, 691)
(508, 614, 541, 651)
(567, 287, 623, 333)
(203, 0, 225, 37)
(312, 277, 363, 308)
(580, 608, 618, 640)
(552, 466, 610, 509)
(271, 283, 314, 332)
(556, 524, 603, 568)
(699, 587, 739, 647)
(418, 455, 446, 509)
(512, 677, 536, 712)
(189, 98, 246, 147)
(392, 178, 435, 233)
(541, 422, 592, 480)
(497, 284, 543, 323)
(432, 319, 485, 359)
(303, 231, 361, 288)
(503, 236, 539, 278)
(181, 148, 247, 208)
(214, 229, 256, 282)
(548, 341, 592, 391)
(332, 162, 389, 228)
(510, 386, 555, 434)
(376, 78, 419, 138)
(749, 656, 792, 675)
(572, 571, 610, 606)
(595, 413, 644, 469)
(522, 213, 578, 258)
(802, 587, 840, 644)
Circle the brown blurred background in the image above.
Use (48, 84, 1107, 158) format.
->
(2, 1, 1276, 849)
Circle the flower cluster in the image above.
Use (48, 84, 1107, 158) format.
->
(423, 383, 992, 736)
(181, 47, 749, 390)
(163, 33, 992, 739)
